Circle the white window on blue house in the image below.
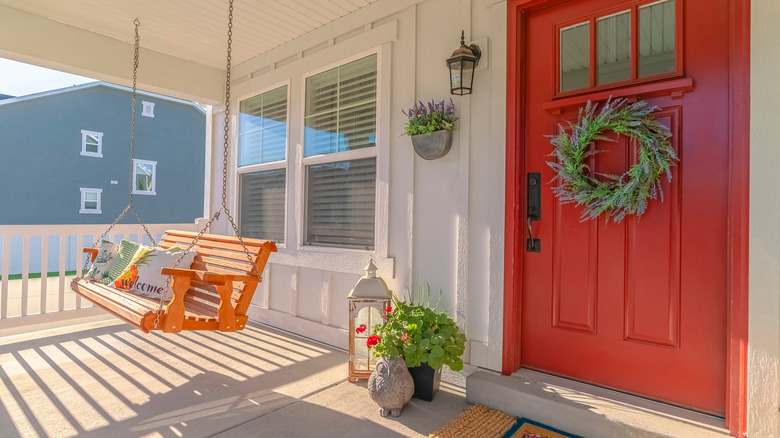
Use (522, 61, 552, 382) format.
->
(133, 159, 157, 195)
(303, 53, 377, 250)
(80, 130, 103, 158)
(237, 84, 288, 244)
(142, 101, 155, 118)
(80, 188, 102, 214)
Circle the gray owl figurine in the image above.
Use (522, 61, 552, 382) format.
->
(368, 357, 414, 417)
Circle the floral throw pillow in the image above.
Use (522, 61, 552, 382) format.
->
(113, 246, 196, 298)
(101, 240, 140, 285)
(84, 240, 118, 282)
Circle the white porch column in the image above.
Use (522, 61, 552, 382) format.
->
(749, 0, 780, 436)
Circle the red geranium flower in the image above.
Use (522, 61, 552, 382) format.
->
(385, 306, 392, 313)
(366, 335, 381, 348)
(400, 332, 409, 343)
(355, 324, 367, 334)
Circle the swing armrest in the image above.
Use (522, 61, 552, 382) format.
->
(160, 267, 257, 332)
(83, 248, 99, 263)
(160, 268, 259, 285)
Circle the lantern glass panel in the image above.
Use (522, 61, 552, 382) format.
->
(353, 305, 383, 371)
(461, 60, 475, 90)
(449, 60, 463, 89)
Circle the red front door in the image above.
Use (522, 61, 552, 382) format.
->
(520, 0, 729, 415)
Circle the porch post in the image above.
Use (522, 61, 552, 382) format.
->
(204, 105, 214, 221)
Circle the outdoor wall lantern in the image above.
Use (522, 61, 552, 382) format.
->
(447, 30, 482, 95)
(348, 258, 392, 382)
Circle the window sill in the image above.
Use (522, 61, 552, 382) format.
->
(79, 209, 102, 214)
(268, 246, 394, 279)
(132, 191, 156, 196)
(80, 152, 103, 158)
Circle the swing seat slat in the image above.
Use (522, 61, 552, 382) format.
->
(71, 230, 276, 333)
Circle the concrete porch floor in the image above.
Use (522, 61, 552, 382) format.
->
(0, 320, 468, 438)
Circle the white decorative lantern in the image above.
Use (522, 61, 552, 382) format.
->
(348, 259, 392, 382)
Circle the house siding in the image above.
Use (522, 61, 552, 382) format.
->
(0, 83, 205, 225)
(749, 0, 780, 435)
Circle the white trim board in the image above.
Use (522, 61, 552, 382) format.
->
(247, 305, 347, 350)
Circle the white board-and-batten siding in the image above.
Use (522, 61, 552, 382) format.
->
(205, 0, 507, 371)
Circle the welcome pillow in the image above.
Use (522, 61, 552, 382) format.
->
(113, 246, 196, 298)
(84, 240, 119, 282)
(101, 239, 140, 285)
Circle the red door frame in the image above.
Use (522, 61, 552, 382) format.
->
(502, 0, 750, 435)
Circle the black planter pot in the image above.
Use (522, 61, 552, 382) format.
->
(407, 362, 442, 401)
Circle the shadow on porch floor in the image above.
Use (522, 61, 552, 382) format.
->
(0, 320, 467, 438)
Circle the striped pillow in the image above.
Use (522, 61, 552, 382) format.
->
(101, 240, 140, 284)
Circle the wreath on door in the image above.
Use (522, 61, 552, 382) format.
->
(546, 98, 678, 223)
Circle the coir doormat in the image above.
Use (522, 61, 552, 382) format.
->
(501, 417, 583, 438)
(429, 404, 582, 438)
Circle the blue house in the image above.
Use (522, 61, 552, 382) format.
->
(0, 81, 206, 274)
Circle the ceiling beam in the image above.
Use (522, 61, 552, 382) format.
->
(0, 4, 225, 105)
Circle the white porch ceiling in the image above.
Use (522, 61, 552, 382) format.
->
(0, 0, 378, 69)
(0, 0, 379, 102)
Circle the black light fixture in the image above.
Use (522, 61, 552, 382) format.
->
(446, 31, 482, 95)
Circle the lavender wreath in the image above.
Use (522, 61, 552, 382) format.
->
(546, 98, 678, 222)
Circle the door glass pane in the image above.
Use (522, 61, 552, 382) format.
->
(639, 0, 676, 77)
(560, 22, 590, 93)
(597, 11, 631, 85)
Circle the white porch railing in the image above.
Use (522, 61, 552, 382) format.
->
(0, 221, 205, 335)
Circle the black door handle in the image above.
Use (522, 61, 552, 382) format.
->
(527, 172, 541, 252)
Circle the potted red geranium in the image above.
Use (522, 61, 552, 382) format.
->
(367, 283, 466, 401)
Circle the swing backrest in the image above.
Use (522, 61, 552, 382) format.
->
(157, 230, 276, 317)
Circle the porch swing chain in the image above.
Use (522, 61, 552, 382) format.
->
(153, 0, 262, 329)
(83, 18, 156, 274)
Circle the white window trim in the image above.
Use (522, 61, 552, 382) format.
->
(79, 188, 102, 214)
(234, 80, 292, 248)
(142, 101, 155, 118)
(132, 159, 157, 195)
(297, 46, 389, 256)
(80, 130, 103, 158)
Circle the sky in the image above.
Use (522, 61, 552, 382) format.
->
(0, 58, 94, 97)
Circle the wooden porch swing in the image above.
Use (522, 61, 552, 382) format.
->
(71, 0, 277, 333)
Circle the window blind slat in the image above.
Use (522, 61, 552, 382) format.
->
(306, 157, 376, 249)
(240, 169, 286, 243)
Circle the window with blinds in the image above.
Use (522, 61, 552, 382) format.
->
(306, 158, 376, 250)
(239, 169, 286, 243)
(304, 54, 377, 157)
(239, 85, 288, 166)
(238, 85, 288, 243)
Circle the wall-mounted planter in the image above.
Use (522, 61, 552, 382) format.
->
(411, 130, 453, 160)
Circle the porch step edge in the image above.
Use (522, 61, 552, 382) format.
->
(466, 370, 731, 438)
